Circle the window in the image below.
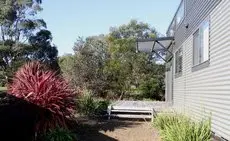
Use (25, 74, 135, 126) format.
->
(169, 29, 174, 37)
(193, 19, 210, 66)
(175, 48, 183, 75)
(166, 0, 185, 36)
(176, 0, 185, 25)
(167, 20, 176, 36)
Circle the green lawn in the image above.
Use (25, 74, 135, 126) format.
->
(0, 87, 7, 92)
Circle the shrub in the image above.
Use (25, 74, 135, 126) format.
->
(94, 98, 110, 115)
(153, 113, 190, 130)
(153, 113, 211, 141)
(77, 90, 110, 116)
(139, 77, 165, 100)
(77, 91, 95, 116)
(41, 127, 77, 141)
(7, 61, 77, 133)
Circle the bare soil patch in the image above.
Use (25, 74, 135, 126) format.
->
(75, 118, 160, 141)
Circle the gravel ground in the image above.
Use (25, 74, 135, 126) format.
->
(76, 118, 160, 141)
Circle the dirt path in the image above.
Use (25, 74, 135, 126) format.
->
(98, 120, 160, 141)
(76, 119, 160, 141)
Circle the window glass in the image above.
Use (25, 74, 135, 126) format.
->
(176, 0, 185, 25)
(202, 21, 210, 61)
(193, 19, 210, 66)
(175, 48, 183, 75)
(168, 19, 176, 36)
(169, 29, 174, 36)
(193, 30, 200, 66)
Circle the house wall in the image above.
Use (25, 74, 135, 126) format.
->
(171, 0, 230, 139)
(165, 66, 173, 102)
(174, 0, 221, 51)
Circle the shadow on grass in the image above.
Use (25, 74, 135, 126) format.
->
(70, 117, 143, 141)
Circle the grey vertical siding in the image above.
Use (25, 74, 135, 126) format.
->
(173, 0, 221, 50)
(173, 46, 185, 110)
(171, 0, 230, 139)
(185, 0, 221, 37)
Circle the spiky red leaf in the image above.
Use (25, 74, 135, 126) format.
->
(8, 61, 79, 132)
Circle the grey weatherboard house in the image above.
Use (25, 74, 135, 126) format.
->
(136, 0, 230, 139)
(165, 0, 230, 140)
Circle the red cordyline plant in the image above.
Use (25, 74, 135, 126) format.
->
(8, 61, 76, 133)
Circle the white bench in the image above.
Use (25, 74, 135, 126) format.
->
(107, 106, 156, 121)
(107, 101, 169, 121)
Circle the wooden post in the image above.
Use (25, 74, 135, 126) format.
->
(107, 105, 112, 120)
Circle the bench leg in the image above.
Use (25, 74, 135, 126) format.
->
(151, 108, 154, 122)
(107, 105, 112, 120)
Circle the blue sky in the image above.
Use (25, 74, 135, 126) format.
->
(39, 0, 181, 56)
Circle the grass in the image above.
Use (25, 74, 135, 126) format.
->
(0, 87, 7, 92)
(153, 113, 211, 141)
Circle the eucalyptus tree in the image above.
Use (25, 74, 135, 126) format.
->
(0, 0, 58, 85)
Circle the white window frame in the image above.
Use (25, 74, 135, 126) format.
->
(193, 18, 210, 67)
(175, 47, 183, 77)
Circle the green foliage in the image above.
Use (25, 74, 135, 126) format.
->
(109, 19, 158, 39)
(105, 35, 165, 99)
(28, 29, 59, 70)
(0, 0, 59, 84)
(153, 113, 212, 141)
(69, 35, 109, 96)
(105, 20, 164, 99)
(0, 30, 59, 84)
(76, 90, 110, 116)
(77, 91, 95, 116)
(41, 127, 77, 141)
(138, 69, 165, 100)
(94, 98, 110, 116)
(59, 54, 76, 85)
(60, 19, 165, 100)
(0, 87, 6, 92)
(0, 0, 45, 40)
(0, 71, 6, 86)
(139, 78, 159, 99)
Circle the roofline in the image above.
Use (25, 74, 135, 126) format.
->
(166, 0, 184, 34)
